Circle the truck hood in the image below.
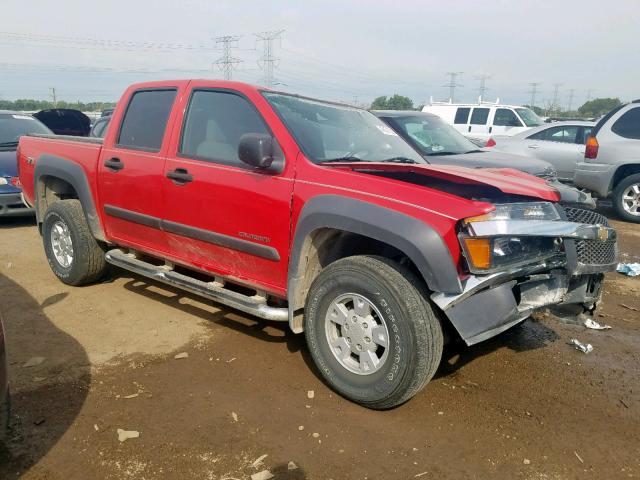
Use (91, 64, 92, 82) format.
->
(424, 150, 555, 178)
(329, 162, 561, 202)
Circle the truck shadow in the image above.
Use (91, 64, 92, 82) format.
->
(0, 216, 37, 230)
(0, 274, 91, 477)
(436, 317, 561, 379)
(121, 276, 305, 354)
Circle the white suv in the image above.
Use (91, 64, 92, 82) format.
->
(422, 102, 544, 142)
(574, 101, 640, 222)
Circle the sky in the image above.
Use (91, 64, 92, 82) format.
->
(1, 0, 638, 108)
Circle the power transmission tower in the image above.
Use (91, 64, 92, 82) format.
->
(552, 83, 562, 113)
(527, 82, 541, 108)
(214, 35, 242, 80)
(586, 89, 594, 102)
(50, 87, 57, 107)
(475, 74, 491, 100)
(567, 88, 576, 112)
(255, 30, 284, 87)
(443, 72, 463, 102)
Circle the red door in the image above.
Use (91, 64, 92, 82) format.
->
(161, 87, 295, 296)
(97, 86, 181, 255)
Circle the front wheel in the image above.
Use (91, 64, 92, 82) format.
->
(612, 173, 640, 223)
(304, 255, 443, 409)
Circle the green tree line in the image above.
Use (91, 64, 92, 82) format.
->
(0, 99, 116, 112)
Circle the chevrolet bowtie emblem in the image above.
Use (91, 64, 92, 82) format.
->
(597, 226, 609, 241)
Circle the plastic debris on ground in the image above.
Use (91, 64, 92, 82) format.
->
(569, 339, 593, 354)
(617, 263, 640, 276)
(584, 318, 611, 330)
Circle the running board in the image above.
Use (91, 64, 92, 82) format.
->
(105, 249, 288, 322)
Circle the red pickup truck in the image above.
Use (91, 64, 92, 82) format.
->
(18, 80, 617, 408)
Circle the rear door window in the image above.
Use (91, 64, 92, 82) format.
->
(493, 108, 523, 127)
(469, 108, 489, 125)
(611, 107, 640, 140)
(117, 89, 177, 151)
(454, 107, 470, 124)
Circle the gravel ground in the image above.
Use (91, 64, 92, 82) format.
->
(0, 209, 638, 480)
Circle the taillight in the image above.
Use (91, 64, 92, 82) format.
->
(485, 138, 496, 147)
(10, 176, 21, 187)
(585, 136, 599, 159)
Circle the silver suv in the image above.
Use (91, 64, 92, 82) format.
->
(575, 101, 640, 222)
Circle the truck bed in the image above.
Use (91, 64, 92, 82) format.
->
(18, 133, 104, 208)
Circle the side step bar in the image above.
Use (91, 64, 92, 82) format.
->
(105, 249, 288, 322)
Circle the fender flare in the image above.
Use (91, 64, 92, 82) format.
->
(287, 195, 462, 330)
(34, 154, 106, 241)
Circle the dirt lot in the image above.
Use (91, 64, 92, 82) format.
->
(0, 210, 638, 480)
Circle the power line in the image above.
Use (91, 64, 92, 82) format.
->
(443, 72, 463, 102)
(527, 82, 541, 108)
(255, 30, 284, 87)
(475, 74, 491, 100)
(214, 35, 242, 80)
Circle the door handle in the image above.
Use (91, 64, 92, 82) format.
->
(489, 126, 493, 133)
(528, 145, 540, 149)
(468, 125, 472, 132)
(166, 168, 193, 185)
(104, 157, 124, 171)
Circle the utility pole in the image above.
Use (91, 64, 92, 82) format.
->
(255, 30, 284, 87)
(527, 82, 541, 108)
(567, 88, 576, 112)
(214, 35, 242, 80)
(475, 74, 491, 100)
(443, 72, 463, 102)
(551, 83, 562, 113)
(50, 87, 57, 107)
(586, 89, 594, 102)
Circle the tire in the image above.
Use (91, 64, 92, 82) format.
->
(42, 199, 107, 285)
(304, 255, 443, 409)
(0, 390, 9, 441)
(612, 173, 640, 223)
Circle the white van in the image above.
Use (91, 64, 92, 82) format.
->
(422, 101, 544, 142)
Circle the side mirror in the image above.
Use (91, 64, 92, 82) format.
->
(238, 133, 284, 173)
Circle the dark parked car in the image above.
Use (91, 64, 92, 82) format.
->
(1, 111, 52, 216)
(33, 108, 91, 137)
(374, 110, 595, 208)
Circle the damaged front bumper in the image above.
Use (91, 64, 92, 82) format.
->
(433, 209, 617, 346)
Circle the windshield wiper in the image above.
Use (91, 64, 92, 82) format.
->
(0, 141, 19, 147)
(317, 156, 364, 163)
(381, 156, 418, 164)
(425, 151, 459, 156)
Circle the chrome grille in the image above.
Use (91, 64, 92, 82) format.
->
(563, 207, 617, 271)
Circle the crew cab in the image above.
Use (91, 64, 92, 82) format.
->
(18, 80, 618, 409)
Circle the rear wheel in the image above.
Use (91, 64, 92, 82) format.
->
(304, 255, 443, 409)
(42, 200, 107, 285)
(612, 173, 640, 223)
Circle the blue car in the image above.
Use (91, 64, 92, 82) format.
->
(0, 111, 52, 216)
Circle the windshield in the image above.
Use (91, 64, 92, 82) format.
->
(263, 92, 425, 164)
(385, 115, 479, 156)
(515, 108, 544, 127)
(0, 114, 51, 145)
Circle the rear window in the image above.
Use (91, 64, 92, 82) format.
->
(117, 89, 177, 151)
(592, 104, 625, 137)
(470, 108, 489, 125)
(454, 107, 470, 124)
(611, 107, 640, 140)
